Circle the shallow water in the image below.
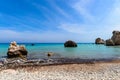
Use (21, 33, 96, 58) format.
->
(0, 43, 120, 59)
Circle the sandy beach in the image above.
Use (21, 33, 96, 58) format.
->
(0, 62, 120, 80)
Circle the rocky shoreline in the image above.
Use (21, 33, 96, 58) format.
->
(0, 57, 120, 70)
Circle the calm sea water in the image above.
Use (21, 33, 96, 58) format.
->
(0, 43, 120, 59)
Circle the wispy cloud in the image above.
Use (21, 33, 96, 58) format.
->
(60, 0, 120, 34)
(0, 29, 82, 42)
(58, 23, 86, 34)
(1, 0, 120, 42)
(31, 2, 56, 21)
(0, 13, 46, 31)
(97, 0, 120, 34)
(50, 2, 70, 19)
(45, 0, 72, 19)
(31, 2, 66, 25)
(72, 0, 95, 22)
(103, 0, 120, 25)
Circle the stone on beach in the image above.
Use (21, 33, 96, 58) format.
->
(64, 40, 77, 47)
(7, 41, 28, 58)
(95, 38, 105, 44)
(2, 69, 16, 74)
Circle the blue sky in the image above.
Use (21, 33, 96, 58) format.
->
(0, 0, 120, 43)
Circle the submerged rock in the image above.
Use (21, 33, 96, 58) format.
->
(47, 52, 53, 57)
(7, 41, 28, 58)
(64, 40, 77, 47)
(106, 39, 115, 46)
(31, 43, 35, 46)
(95, 38, 105, 44)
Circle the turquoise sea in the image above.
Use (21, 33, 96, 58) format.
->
(0, 43, 120, 59)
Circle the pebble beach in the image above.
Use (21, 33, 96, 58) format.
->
(0, 62, 120, 80)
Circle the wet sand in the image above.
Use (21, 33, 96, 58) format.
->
(0, 61, 120, 80)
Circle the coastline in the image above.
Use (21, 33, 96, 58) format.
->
(0, 57, 120, 69)
(0, 57, 120, 71)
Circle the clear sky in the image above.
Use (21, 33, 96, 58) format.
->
(0, 0, 120, 43)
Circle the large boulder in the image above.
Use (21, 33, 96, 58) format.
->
(96, 30, 120, 46)
(111, 31, 120, 45)
(7, 41, 28, 58)
(64, 40, 77, 47)
(105, 39, 115, 46)
(95, 38, 105, 44)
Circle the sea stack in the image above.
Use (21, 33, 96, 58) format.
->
(111, 31, 120, 45)
(105, 31, 120, 46)
(64, 40, 77, 47)
(95, 38, 105, 44)
(7, 41, 28, 58)
(105, 39, 115, 46)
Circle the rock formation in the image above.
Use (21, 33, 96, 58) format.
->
(105, 31, 120, 46)
(111, 31, 120, 45)
(7, 41, 28, 58)
(105, 39, 115, 46)
(64, 40, 77, 47)
(95, 38, 105, 44)
(95, 31, 120, 46)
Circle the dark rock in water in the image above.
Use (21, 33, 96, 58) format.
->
(64, 40, 77, 47)
(31, 43, 35, 46)
(111, 31, 120, 45)
(47, 52, 53, 58)
(106, 39, 115, 46)
(95, 38, 104, 44)
(7, 41, 28, 58)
